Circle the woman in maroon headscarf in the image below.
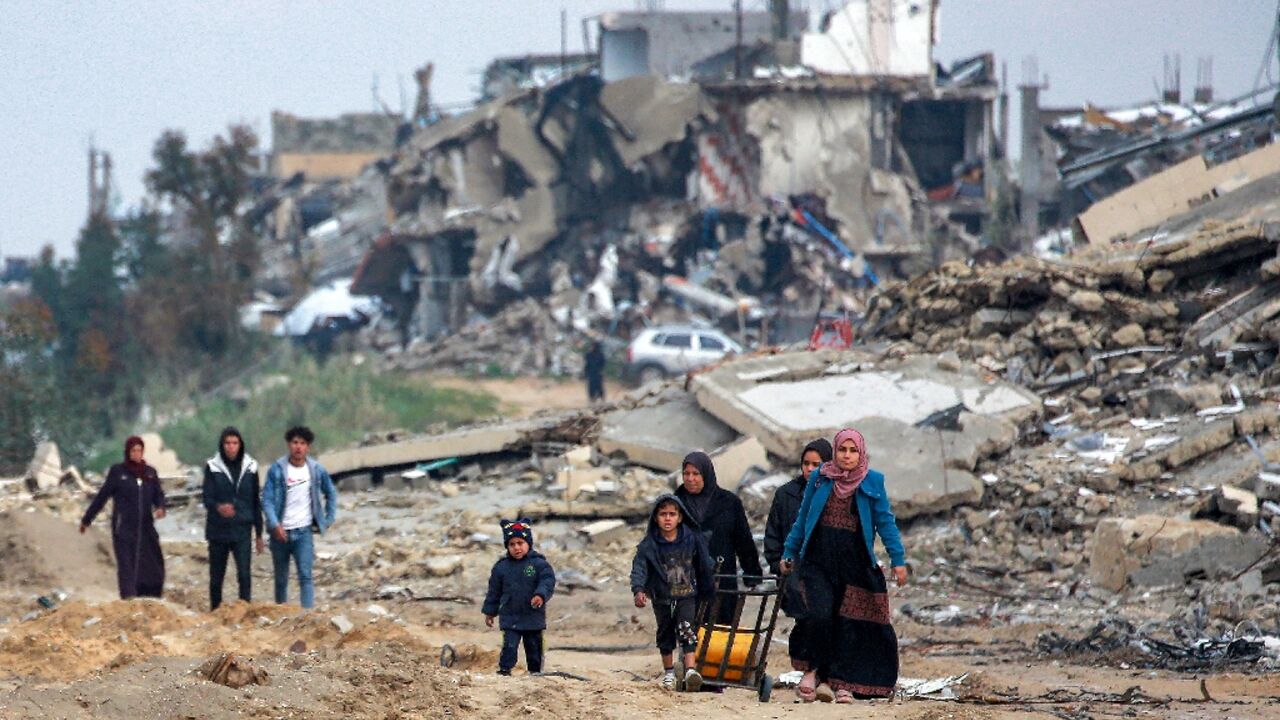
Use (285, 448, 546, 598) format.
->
(779, 428, 907, 703)
(81, 436, 168, 599)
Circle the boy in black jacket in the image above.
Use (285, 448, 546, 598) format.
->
(630, 494, 715, 691)
(202, 427, 264, 610)
(483, 518, 556, 675)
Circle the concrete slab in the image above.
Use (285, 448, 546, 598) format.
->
(689, 352, 1038, 518)
(854, 416, 984, 519)
(597, 393, 738, 472)
(691, 352, 1041, 460)
(578, 519, 629, 545)
(708, 436, 768, 493)
(320, 415, 570, 476)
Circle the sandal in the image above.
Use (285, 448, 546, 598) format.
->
(795, 672, 817, 702)
(815, 683, 835, 703)
(835, 689, 854, 704)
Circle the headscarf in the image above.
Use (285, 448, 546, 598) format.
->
(218, 426, 245, 482)
(820, 428, 868, 500)
(123, 436, 149, 477)
(679, 451, 718, 524)
(799, 438, 833, 482)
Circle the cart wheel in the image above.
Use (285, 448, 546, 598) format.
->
(758, 673, 774, 702)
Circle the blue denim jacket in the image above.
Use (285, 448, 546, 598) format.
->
(262, 456, 338, 534)
(781, 468, 905, 568)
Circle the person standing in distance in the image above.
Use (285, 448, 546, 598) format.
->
(202, 427, 264, 610)
(262, 426, 338, 609)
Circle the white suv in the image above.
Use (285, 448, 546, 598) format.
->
(625, 325, 743, 384)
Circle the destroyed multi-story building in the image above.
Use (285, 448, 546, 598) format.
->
(1017, 79, 1277, 244)
(330, 0, 1004, 355)
(270, 111, 400, 181)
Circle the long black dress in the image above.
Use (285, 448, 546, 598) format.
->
(81, 463, 167, 599)
(788, 491, 898, 697)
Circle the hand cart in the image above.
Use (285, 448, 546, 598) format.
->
(677, 572, 782, 702)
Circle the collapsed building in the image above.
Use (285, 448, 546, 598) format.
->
(1019, 80, 1277, 243)
(316, 0, 1003, 367)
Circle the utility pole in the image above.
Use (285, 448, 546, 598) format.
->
(734, 0, 743, 80)
(560, 8, 568, 74)
(1018, 57, 1049, 244)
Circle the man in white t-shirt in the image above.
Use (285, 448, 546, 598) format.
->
(262, 426, 338, 609)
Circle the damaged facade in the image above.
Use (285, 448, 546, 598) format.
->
(332, 0, 999, 359)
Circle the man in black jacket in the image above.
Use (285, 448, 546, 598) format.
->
(763, 439, 833, 575)
(675, 451, 763, 625)
(202, 427, 264, 610)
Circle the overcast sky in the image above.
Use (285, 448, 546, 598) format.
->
(1, 0, 1274, 258)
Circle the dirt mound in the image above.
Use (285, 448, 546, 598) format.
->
(322, 642, 475, 718)
(0, 599, 195, 680)
(0, 509, 117, 600)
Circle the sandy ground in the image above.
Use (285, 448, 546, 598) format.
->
(4, 490, 1279, 720)
(2, 378, 1279, 718)
(424, 373, 628, 418)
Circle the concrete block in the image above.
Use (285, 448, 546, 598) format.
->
(1162, 420, 1235, 468)
(708, 436, 768, 492)
(561, 445, 594, 469)
(597, 393, 737, 472)
(1088, 515, 1241, 592)
(558, 466, 614, 501)
(424, 556, 463, 577)
(1256, 472, 1280, 502)
(577, 519, 628, 544)
(691, 352, 1040, 460)
(137, 433, 185, 479)
(25, 442, 61, 493)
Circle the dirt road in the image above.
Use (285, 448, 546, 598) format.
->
(1, 497, 1277, 719)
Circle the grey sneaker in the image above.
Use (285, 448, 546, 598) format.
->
(683, 668, 703, 692)
(660, 670, 676, 690)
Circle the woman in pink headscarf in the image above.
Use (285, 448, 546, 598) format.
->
(779, 428, 907, 703)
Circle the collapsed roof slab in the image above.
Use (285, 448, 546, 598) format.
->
(597, 392, 739, 472)
(690, 352, 1042, 518)
(319, 414, 576, 477)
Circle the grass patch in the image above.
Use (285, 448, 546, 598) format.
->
(147, 353, 500, 466)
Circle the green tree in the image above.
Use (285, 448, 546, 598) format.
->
(145, 125, 259, 355)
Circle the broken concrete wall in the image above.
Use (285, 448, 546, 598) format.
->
(271, 111, 400, 181)
(1089, 515, 1265, 592)
(598, 10, 806, 83)
(801, 0, 935, 78)
(597, 392, 738, 472)
(729, 91, 917, 255)
(1077, 142, 1280, 245)
(690, 351, 1040, 518)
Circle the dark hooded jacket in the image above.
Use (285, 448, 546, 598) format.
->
(81, 440, 167, 599)
(202, 427, 264, 543)
(674, 452, 763, 588)
(763, 439, 833, 575)
(630, 494, 716, 601)
(482, 527, 556, 631)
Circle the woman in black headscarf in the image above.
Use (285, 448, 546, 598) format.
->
(81, 436, 167, 599)
(763, 438, 833, 575)
(674, 451, 762, 624)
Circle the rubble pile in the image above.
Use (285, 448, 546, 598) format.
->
(864, 220, 1280, 386)
(383, 298, 582, 376)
